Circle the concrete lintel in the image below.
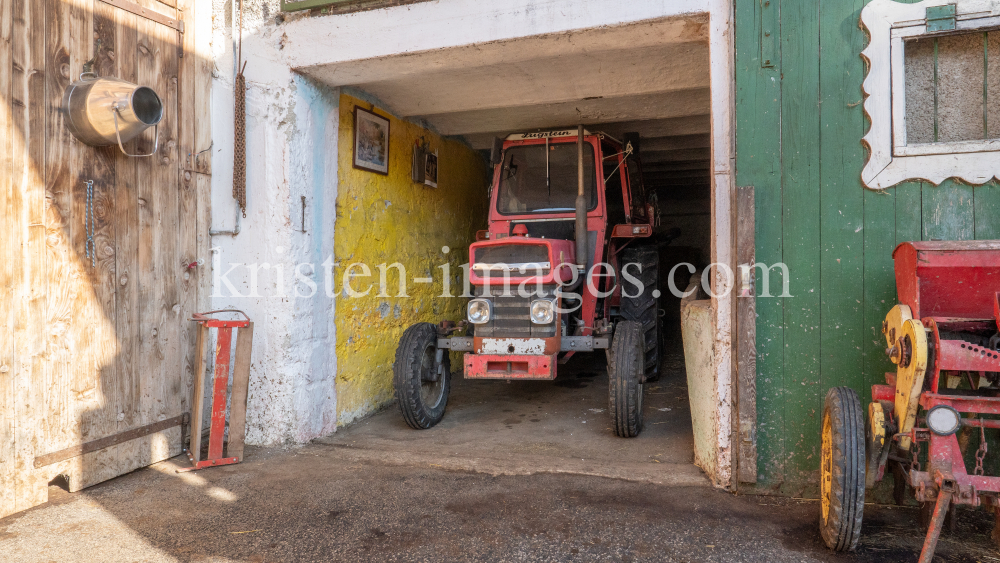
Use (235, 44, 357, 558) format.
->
(284, 1, 710, 73)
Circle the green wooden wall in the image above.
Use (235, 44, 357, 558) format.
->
(735, 0, 1000, 495)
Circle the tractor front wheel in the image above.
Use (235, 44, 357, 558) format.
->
(820, 387, 866, 551)
(609, 321, 645, 438)
(393, 323, 451, 429)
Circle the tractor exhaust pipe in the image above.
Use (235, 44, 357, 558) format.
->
(575, 124, 588, 268)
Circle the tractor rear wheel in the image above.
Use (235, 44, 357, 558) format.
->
(620, 245, 661, 382)
(820, 387, 866, 552)
(609, 320, 645, 438)
(393, 323, 451, 429)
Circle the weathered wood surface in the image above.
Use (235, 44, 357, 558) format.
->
(0, 0, 210, 517)
(0, 0, 17, 517)
(228, 323, 254, 462)
(736, 0, 1000, 495)
(735, 186, 756, 484)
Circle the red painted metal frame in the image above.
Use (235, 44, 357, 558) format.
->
(464, 353, 555, 380)
(178, 309, 250, 473)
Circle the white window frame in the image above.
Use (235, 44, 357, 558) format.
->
(861, 0, 1000, 189)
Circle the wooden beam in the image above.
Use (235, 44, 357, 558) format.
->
(641, 148, 712, 162)
(640, 134, 711, 152)
(644, 171, 711, 180)
(34, 414, 189, 468)
(98, 0, 183, 32)
(642, 159, 712, 172)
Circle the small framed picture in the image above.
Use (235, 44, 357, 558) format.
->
(424, 151, 438, 188)
(353, 107, 390, 175)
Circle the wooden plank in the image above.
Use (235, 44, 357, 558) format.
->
(778, 0, 822, 496)
(818, 0, 866, 409)
(75, 0, 121, 491)
(734, 0, 782, 490)
(34, 413, 186, 468)
(922, 180, 975, 241)
(98, 0, 182, 32)
(974, 181, 1000, 240)
(227, 323, 253, 461)
(106, 0, 142, 485)
(176, 0, 198, 431)
(128, 0, 182, 470)
(44, 0, 105, 493)
(189, 324, 206, 462)
(153, 0, 182, 463)
(11, 0, 50, 511)
(735, 186, 757, 484)
(0, 0, 17, 518)
(191, 0, 211, 177)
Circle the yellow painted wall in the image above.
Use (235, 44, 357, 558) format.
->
(335, 94, 488, 425)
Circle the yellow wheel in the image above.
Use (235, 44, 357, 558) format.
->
(820, 387, 865, 552)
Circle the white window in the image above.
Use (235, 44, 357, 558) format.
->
(861, 0, 1000, 189)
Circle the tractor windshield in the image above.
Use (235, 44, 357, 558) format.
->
(496, 142, 597, 214)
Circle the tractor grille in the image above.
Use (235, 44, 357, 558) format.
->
(474, 285, 557, 338)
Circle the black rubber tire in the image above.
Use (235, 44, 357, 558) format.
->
(620, 245, 660, 382)
(393, 323, 451, 430)
(609, 320, 644, 438)
(820, 387, 865, 552)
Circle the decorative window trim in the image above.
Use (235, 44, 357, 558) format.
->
(860, 0, 1000, 189)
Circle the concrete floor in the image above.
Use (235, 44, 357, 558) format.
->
(3, 348, 1000, 562)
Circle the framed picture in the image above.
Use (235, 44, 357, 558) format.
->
(424, 151, 438, 188)
(353, 107, 390, 175)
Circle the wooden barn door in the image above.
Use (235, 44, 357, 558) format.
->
(0, 0, 210, 517)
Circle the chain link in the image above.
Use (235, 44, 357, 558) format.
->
(233, 0, 247, 218)
(912, 436, 922, 472)
(84, 180, 95, 268)
(976, 423, 988, 476)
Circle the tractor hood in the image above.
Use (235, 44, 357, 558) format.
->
(468, 237, 577, 286)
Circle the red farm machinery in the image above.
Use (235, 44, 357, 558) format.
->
(392, 126, 665, 438)
(820, 240, 1000, 561)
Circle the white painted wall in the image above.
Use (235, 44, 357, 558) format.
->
(209, 0, 339, 445)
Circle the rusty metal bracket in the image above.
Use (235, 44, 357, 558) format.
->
(34, 413, 189, 468)
(99, 0, 184, 32)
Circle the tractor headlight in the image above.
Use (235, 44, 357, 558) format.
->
(926, 405, 962, 436)
(530, 299, 555, 324)
(467, 299, 492, 324)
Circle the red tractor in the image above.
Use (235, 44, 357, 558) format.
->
(820, 240, 1000, 561)
(393, 126, 663, 437)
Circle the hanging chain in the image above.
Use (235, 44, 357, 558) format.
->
(976, 423, 988, 476)
(911, 437, 922, 472)
(233, 0, 247, 218)
(84, 180, 95, 268)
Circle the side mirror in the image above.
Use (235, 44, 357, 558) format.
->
(490, 137, 504, 166)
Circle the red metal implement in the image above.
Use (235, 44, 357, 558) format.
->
(178, 309, 253, 473)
